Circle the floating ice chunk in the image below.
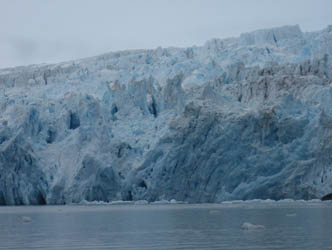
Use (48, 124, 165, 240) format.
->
(79, 200, 92, 205)
(152, 199, 170, 204)
(286, 213, 297, 217)
(277, 199, 295, 203)
(169, 199, 187, 204)
(242, 222, 265, 230)
(307, 199, 321, 203)
(261, 199, 276, 203)
(79, 200, 135, 205)
(230, 200, 244, 204)
(134, 200, 149, 205)
(22, 216, 32, 223)
(110, 200, 135, 205)
(79, 200, 107, 205)
(209, 210, 221, 215)
(221, 201, 233, 204)
(244, 199, 264, 203)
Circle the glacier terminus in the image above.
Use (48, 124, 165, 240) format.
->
(1, 25, 332, 205)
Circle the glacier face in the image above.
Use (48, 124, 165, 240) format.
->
(1, 25, 332, 205)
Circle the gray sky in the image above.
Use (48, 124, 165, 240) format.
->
(1, 0, 332, 69)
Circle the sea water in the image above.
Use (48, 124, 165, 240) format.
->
(0, 201, 332, 250)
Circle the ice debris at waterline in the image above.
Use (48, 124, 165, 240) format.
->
(78, 199, 186, 205)
(76, 198, 327, 206)
(22, 216, 32, 223)
(1, 25, 332, 205)
(242, 222, 265, 230)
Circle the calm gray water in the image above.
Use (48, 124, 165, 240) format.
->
(1, 201, 332, 250)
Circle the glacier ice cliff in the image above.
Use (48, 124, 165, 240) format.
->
(1, 25, 332, 205)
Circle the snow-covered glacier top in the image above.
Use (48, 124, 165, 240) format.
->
(1, 25, 331, 89)
(1, 25, 332, 205)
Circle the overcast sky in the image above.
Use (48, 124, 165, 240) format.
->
(1, 0, 332, 69)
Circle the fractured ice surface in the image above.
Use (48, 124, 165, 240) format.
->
(1, 25, 332, 205)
